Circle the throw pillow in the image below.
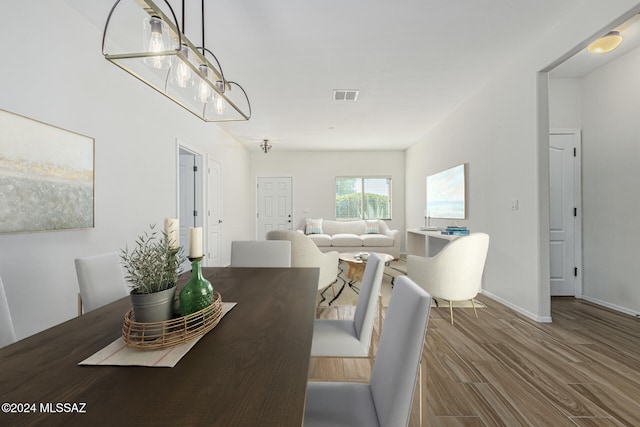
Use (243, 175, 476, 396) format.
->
(364, 220, 380, 234)
(305, 218, 323, 235)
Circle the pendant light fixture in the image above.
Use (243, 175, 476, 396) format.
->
(587, 31, 623, 54)
(102, 0, 251, 122)
(260, 139, 272, 154)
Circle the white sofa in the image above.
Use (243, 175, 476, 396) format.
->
(300, 219, 400, 259)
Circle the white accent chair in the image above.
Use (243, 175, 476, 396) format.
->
(311, 253, 385, 357)
(266, 230, 339, 291)
(407, 232, 489, 325)
(230, 240, 291, 267)
(75, 252, 129, 315)
(304, 276, 432, 427)
(0, 275, 17, 348)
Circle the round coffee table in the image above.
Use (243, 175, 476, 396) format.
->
(321, 252, 395, 306)
(339, 252, 394, 285)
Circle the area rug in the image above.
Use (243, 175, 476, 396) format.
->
(317, 258, 485, 309)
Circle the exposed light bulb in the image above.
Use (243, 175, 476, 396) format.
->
(214, 95, 226, 114)
(170, 44, 194, 88)
(195, 65, 214, 103)
(143, 16, 170, 69)
(213, 81, 226, 115)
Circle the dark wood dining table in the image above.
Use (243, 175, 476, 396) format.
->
(0, 267, 319, 426)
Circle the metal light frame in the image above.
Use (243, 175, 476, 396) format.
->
(102, 0, 251, 122)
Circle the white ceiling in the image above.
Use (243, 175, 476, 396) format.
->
(66, 0, 635, 152)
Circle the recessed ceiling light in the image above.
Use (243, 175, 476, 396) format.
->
(587, 31, 623, 54)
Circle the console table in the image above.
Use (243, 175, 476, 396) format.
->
(406, 229, 460, 257)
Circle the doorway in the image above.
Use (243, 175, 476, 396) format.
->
(549, 130, 582, 297)
(256, 177, 293, 240)
(178, 145, 204, 271)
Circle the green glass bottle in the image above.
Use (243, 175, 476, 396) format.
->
(179, 259, 213, 317)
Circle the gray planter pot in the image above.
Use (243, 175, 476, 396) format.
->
(130, 285, 176, 323)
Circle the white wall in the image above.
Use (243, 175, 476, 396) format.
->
(0, 1, 252, 339)
(579, 47, 640, 315)
(250, 150, 405, 246)
(405, 0, 640, 321)
(549, 79, 582, 129)
(407, 65, 547, 320)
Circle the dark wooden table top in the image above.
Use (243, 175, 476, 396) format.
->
(0, 267, 319, 426)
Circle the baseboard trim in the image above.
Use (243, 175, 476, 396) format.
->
(480, 290, 553, 323)
(581, 295, 639, 318)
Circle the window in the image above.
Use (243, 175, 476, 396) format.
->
(335, 177, 392, 220)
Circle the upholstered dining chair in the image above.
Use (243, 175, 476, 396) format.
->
(304, 275, 432, 427)
(407, 232, 489, 325)
(230, 240, 292, 267)
(0, 275, 17, 348)
(311, 252, 385, 358)
(266, 230, 339, 291)
(75, 252, 129, 315)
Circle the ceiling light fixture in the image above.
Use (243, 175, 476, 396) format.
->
(260, 139, 272, 154)
(587, 31, 623, 54)
(102, 0, 251, 122)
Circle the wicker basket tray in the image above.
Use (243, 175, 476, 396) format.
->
(122, 291, 223, 350)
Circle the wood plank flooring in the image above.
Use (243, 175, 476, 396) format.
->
(308, 295, 640, 426)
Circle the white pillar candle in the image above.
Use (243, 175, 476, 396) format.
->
(189, 227, 203, 258)
(164, 218, 179, 249)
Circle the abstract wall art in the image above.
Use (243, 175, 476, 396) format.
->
(0, 109, 94, 233)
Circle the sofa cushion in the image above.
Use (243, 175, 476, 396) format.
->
(305, 218, 323, 235)
(361, 234, 394, 247)
(364, 220, 380, 234)
(322, 220, 365, 236)
(331, 234, 364, 247)
(307, 234, 332, 247)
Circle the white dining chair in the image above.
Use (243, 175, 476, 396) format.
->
(305, 275, 432, 427)
(0, 275, 17, 348)
(230, 240, 292, 267)
(75, 252, 129, 315)
(407, 232, 489, 324)
(311, 252, 385, 358)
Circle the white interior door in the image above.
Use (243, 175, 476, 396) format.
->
(549, 130, 581, 296)
(206, 159, 222, 267)
(257, 177, 292, 240)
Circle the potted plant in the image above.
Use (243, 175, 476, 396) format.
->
(120, 224, 187, 323)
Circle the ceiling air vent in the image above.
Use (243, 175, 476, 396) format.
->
(333, 89, 359, 101)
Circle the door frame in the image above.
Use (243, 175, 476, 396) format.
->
(206, 156, 223, 267)
(176, 140, 205, 264)
(549, 129, 582, 298)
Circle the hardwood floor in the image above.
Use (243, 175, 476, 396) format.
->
(308, 295, 640, 426)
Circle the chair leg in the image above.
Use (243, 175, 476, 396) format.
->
(471, 299, 478, 319)
(77, 293, 82, 317)
(378, 293, 382, 339)
(419, 360, 423, 427)
(449, 300, 454, 325)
